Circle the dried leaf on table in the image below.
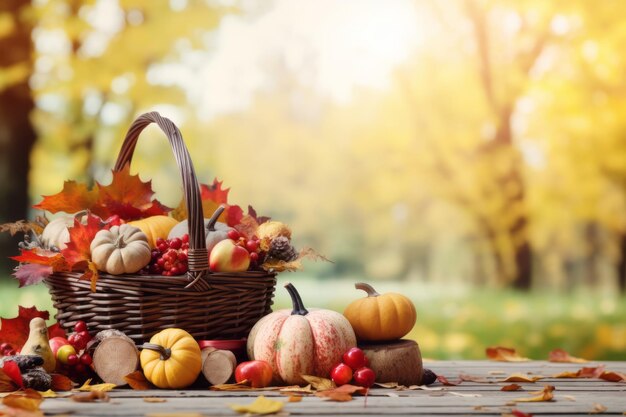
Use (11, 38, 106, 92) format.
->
(50, 374, 73, 391)
(210, 380, 252, 391)
(500, 373, 544, 383)
(548, 348, 588, 363)
(436, 375, 460, 386)
(406, 385, 443, 391)
(447, 391, 481, 398)
(502, 410, 533, 417)
(512, 385, 555, 402)
(374, 382, 402, 389)
(599, 370, 626, 382)
(301, 375, 335, 391)
(124, 371, 153, 390)
(553, 366, 605, 379)
(70, 391, 110, 402)
(485, 346, 529, 362)
(143, 397, 167, 403)
(229, 395, 284, 415)
(501, 383, 522, 391)
(2, 390, 43, 411)
(459, 374, 491, 383)
(76, 379, 116, 392)
(287, 395, 302, 402)
(315, 384, 366, 402)
(590, 403, 608, 414)
(279, 384, 314, 394)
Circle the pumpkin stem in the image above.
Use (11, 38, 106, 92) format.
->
(114, 234, 126, 248)
(284, 282, 309, 316)
(355, 282, 380, 297)
(138, 343, 172, 360)
(207, 205, 226, 232)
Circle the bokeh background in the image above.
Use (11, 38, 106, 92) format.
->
(0, 0, 625, 360)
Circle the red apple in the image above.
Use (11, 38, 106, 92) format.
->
(49, 336, 70, 356)
(234, 360, 273, 388)
(209, 239, 250, 272)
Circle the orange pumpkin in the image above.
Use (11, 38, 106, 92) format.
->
(343, 282, 416, 342)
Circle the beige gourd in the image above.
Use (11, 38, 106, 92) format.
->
(90, 224, 151, 275)
(21, 317, 56, 372)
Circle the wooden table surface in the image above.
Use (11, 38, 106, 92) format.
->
(38, 360, 626, 417)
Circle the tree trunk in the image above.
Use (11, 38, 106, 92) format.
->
(0, 0, 36, 276)
(618, 232, 626, 294)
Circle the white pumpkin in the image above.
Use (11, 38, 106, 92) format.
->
(40, 211, 88, 250)
(168, 205, 233, 253)
(90, 224, 151, 275)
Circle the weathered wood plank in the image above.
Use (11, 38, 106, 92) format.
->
(34, 361, 626, 416)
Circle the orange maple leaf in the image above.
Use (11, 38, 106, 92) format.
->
(172, 178, 244, 226)
(32, 165, 170, 221)
(548, 348, 588, 363)
(61, 213, 104, 268)
(486, 346, 529, 362)
(32, 181, 98, 214)
(93, 164, 170, 221)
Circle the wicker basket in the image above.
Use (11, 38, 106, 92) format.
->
(44, 112, 277, 344)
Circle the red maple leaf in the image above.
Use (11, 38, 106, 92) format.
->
(1, 361, 23, 389)
(61, 213, 104, 268)
(93, 164, 171, 220)
(200, 179, 230, 204)
(0, 306, 49, 349)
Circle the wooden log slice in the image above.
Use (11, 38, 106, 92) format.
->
(201, 347, 237, 385)
(89, 330, 139, 386)
(358, 339, 423, 386)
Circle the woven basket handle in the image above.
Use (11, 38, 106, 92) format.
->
(114, 112, 210, 291)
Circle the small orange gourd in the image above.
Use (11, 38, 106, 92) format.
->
(128, 215, 178, 248)
(343, 282, 416, 342)
(139, 328, 202, 389)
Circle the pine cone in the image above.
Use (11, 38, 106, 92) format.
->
(268, 236, 298, 262)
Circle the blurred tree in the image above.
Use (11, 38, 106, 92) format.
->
(0, 0, 36, 271)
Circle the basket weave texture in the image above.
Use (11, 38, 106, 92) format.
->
(44, 112, 276, 344)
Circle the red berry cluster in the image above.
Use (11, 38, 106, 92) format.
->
(144, 235, 190, 276)
(0, 342, 16, 356)
(227, 230, 264, 267)
(331, 347, 376, 388)
(66, 321, 93, 371)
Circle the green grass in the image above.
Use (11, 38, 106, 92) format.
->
(2, 275, 624, 361)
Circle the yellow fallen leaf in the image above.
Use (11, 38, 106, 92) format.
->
(279, 384, 314, 394)
(37, 389, 57, 398)
(301, 375, 335, 391)
(590, 403, 607, 414)
(501, 373, 544, 383)
(77, 380, 116, 392)
(229, 395, 284, 415)
(143, 397, 167, 403)
(512, 385, 555, 402)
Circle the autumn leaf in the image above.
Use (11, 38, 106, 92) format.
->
(11, 249, 69, 270)
(124, 371, 153, 390)
(0, 367, 17, 392)
(512, 385, 555, 402)
(37, 390, 58, 398)
(209, 380, 255, 391)
(50, 374, 73, 391)
(60, 213, 104, 268)
(33, 181, 98, 215)
(229, 395, 283, 415)
(0, 221, 43, 237)
(554, 365, 606, 379)
(590, 403, 608, 414)
(70, 391, 110, 402)
(459, 374, 491, 383)
(12, 264, 53, 288)
(287, 395, 302, 402)
(548, 348, 588, 363)
(143, 398, 166, 403)
(501, 383, 523, 391)
(76, 379, 116, 392)
(500, 373, 544, 383)
(486, 346, 529, 362)
(0, 306, 49, 349)
(1, 361, 23, 388)
(234, 214, 260, 240)
(599, 370, 626, 382)
(436, 374, 460, 386)
(171, 179, 244, 227)
(32, 166, 170, 221)
(301, 375, 335, 391)
(2, 389, 43, 411)
(315, 384, 366, 402)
